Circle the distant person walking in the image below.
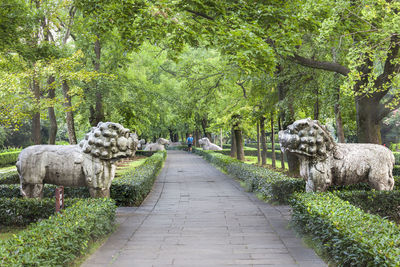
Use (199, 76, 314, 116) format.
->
(187, 134, 194, 153)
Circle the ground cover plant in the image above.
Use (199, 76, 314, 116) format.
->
(0, 198, 116, 266)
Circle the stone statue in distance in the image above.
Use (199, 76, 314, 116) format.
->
(279, 118, 395, 192)
(16, 122, 137, 198)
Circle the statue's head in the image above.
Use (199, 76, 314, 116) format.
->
(157, 138, 170, 145)
(278, 119, 335, 159)
(198, 137, 209, 145)
(79, 122, 136, 160)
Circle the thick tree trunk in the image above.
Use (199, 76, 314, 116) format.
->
(260, 116, 267, 166)
(278, 117, 285, 170)
(62, 81, 77, 144)
(201, 117, 211, 139)
(334, 87, 345, 143)
(194, 130, 200, 147)
(90, 37, 104, 126)
(32, 78, 41, 145)
(47, 76, 57, 144)
(234, 128, 245, 161)
(230, 127, 237, 158)
(270, 112, 276, 169)
(313, 88, 319, 120)
(257, 122, 261, 166)
(356, 97, 382, 144)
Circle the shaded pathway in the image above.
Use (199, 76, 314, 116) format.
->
(82, 150, 325, 266)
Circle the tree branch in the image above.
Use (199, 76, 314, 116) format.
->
(236, 81, 247, 98)
(184, 9, 215, 21)
(289, 54, 350, 76)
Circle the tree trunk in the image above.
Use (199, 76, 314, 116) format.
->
(260, 116, 267, 166)
(62, 81, 77, 144)
(31, 77, 41, 145)
(220, 128, 223, 148)
(356, 97, 382, 144)
(194, 130, 200, 147)
(257, 121, 261, 166)
(230, 127, 237, 158)
(90, 36, 104, 126)
(278, 116, 285, 170)
(234, 128, 245, 161)
(313, 88, 319, 120)
(47, 76, 57, 144)
(334, 87, 345, 143)
(270, 112, 276, 169)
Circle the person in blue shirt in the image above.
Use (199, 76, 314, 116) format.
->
(187, 134, 194, 152)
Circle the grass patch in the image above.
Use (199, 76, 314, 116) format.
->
(115, 156, 148, 177)
(0, 166, 16, 173)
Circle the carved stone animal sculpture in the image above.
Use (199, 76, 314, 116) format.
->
(279, 118, 395, 192)
(137, 139, 146, 150)
(143, 138, 170, 151)
(198, 137, 223, 151)
(16, 122, 136, 198)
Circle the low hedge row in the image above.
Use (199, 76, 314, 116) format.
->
(291, 192, 400, 266)
(0, 151, 20, 167)
(0, 197, 78, 226)
(0, 170, 19, 184)
(194, 149, 303, 203)
(0, 198, 116, 266)
(394, 152, 400, 165)
(135, 150, 157, 157)
(334, 190, 400, 223)
(0, 151, 166, 206)
(394, 165, 400, 176)
(111, 150, 166, 206)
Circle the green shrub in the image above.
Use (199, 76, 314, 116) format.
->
(0, 151, 19, 167)
(136, 150, 157, 157)
(195, 149, 303, 203)
(333, 190, 400, 223)
(394, 152, 400, 165)
(214, 148, 284, 159)
(291, 192, 400, 266)
(0, 197, 78, 226)
(111, 151, 166, 206)
(394, 165, 400, 176)
(0, 198, 116, 266)
(0, 170, 19, 184)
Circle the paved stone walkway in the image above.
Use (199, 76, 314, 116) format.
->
(82, 151, 325, 267)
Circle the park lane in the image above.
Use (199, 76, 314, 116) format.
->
(82, 150, 325, 267)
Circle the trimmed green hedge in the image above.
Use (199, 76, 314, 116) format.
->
(291, 193, 400, 266)
(394, 165, 400, 176)
(0, 151, 19, 167)
(394, 152, 400, 165)
(195, 149, 303, 203)
(0, 170, 19, 184)
(214, 148, 284, 160)
(0, 198, 116, 266)
(334, 190, 400, 223)
(136, 150, 157, 157)
(111, 151, 166, 206)
(0, 197, 79, 226)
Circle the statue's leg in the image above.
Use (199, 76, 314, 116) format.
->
(20, 182, 32, 198)
(305, 179, 315, 192)
(368, 169, 394, 190)
(89, 187, 110, 198)
(32, 184, 44, 199)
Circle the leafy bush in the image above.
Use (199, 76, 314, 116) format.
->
(0, 151, 20, 167)
(111, 151, 166, 206)
(291, 192, 400, 266)
(0, 198, 116, 266)
(0, 147, 21, 153)
(0, 170, 19, 184)
(0, 197, 78, 226)
(333, 190, 400, 223)
(195, 149, 303, 203)
(394, 152, 400, 165)
(135, 150, 157, 157)
(214, 148, 284, 159)
(394, 165, 400, 176)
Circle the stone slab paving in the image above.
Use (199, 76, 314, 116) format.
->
(82, 150, 326, 267)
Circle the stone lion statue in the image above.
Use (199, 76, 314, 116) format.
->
(16, 122, 137, 198)
(143, 138, 170, 151)
(198, 137, 222, 150)
(137, 139, 146, 150)
(279, 118, 395, 192)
